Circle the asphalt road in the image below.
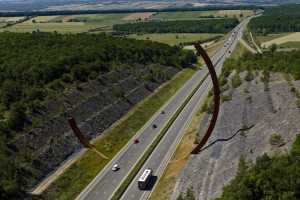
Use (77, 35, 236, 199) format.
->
(120, 19, 250, 200)
(75, 18, 250, 200)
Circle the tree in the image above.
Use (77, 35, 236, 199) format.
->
(6, 103, 26, 131)
(0, 80, 22, 108)
(270, 44, 277, 53)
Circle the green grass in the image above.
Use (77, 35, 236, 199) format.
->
(280, 41, 300, 49)
(41, 67, 197, 200)
(2, 13, 131, 33)
(256, 33, 290, 45)
(152, 10, 254, 21)
(128, 33, 223, 46)
(231, 41, 250, 59)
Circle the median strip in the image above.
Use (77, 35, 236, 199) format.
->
(111, 72, 209, 200)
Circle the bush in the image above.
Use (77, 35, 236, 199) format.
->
(244, 70, 254, 82)
(269, 133, 284, 146)
(296, 99, 300, 108)
(221, 95, 232, 103)
(231, 73, 242, 88)
(6, 103, 26, 131)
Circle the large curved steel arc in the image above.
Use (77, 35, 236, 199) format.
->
(191, 43, 221, 154)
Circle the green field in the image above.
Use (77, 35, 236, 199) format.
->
(256, 33, 290, 45)
(152, 10, 254, 21)
(0, 22, 6, 28)
(2, 13, 132, 33)
(128, 33, 222, 45)
(261, 32, 300, 48)
(280, 41, 300, 49)
(0, 10, 255, 33)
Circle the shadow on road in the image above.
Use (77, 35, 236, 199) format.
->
(145, 176, 158, 191)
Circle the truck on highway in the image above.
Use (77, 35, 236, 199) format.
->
(138, 168, 152, 190)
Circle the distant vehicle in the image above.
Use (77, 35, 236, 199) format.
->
(112, 164, 119, 171)
(134, 139, 140, 144)
(138, 168, 153, 190)
(228, 50, 231, 54)
(152, 124, 157, 129)
(161, 110, 165, 114)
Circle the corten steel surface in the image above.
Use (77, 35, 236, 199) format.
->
(68, 118, 108, 159)
(191, 43, 221, 154)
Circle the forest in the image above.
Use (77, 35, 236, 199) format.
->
(0, 31, 196, 199)
(249, 4, 300, 34)
(217, 134, 300, 200)
(113, 19, 239, 34)
(222, 48, 300, 80)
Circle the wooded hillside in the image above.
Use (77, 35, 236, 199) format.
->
(249, 5, 300, 34)
(0, 32, 196, 199)
(113, 19, 239, 34)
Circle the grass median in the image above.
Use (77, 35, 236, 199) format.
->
(111, 72, 209, 200)
(41, 67, 197, 200)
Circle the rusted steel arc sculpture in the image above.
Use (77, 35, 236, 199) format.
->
(68, 118, 108, 159)
(191, 43, 221, 154)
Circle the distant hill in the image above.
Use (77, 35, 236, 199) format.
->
(0, 0, 299, 12)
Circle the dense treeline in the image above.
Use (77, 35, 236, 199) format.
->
(249, 4, 300, 34)
(113, 19, 239, 34)
(217, 134, 300, 200)
(222, 49, 300, 80)
(0, 32, 196, 199)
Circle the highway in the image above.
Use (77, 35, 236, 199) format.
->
(75, 18, 250, 200)
(120, 18, 250, 200)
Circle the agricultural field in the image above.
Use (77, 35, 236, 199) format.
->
(152, 10, 254, 21)
(1, 13, 139, 33)
(280, 41, 300, 49)
(261, 32, 300, 48)
(128, 33, 223, 46)
(255, 33, 290, 44)
(0, 10, 254, 33)
(0, 16, 26, 27)
(122, 12, 155, 21)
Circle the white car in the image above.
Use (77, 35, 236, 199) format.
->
(112, 164, 119, 171)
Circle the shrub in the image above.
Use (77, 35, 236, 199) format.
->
(245, 70, 254, 82)
(6, 103, 26, 131)
(221, 95, 232, 103)
(231, 73, 242, 88)
(269, 133, 284, 146)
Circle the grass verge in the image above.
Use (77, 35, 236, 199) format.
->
(111, 71, 208, 200)
(41, 68, 197, 200)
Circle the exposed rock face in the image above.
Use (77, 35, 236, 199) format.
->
(13, 64, 179, 189)
(173, 73, 300, 200)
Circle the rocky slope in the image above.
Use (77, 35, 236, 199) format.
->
(172, 72, 300, 200)
(12, 64, 179, 189)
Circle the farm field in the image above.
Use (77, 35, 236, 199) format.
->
(0, 16, 26, 28)
(122, 12, 155, 20)
(280, 41, 300, 49)
(255, 33, 290, 44)
(261, 32, 300, 48)
(1, 13, 136, 33)
(128, 33, 223, 46)
(0, 9, 254, 33)
(152, 10, 254, 21)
